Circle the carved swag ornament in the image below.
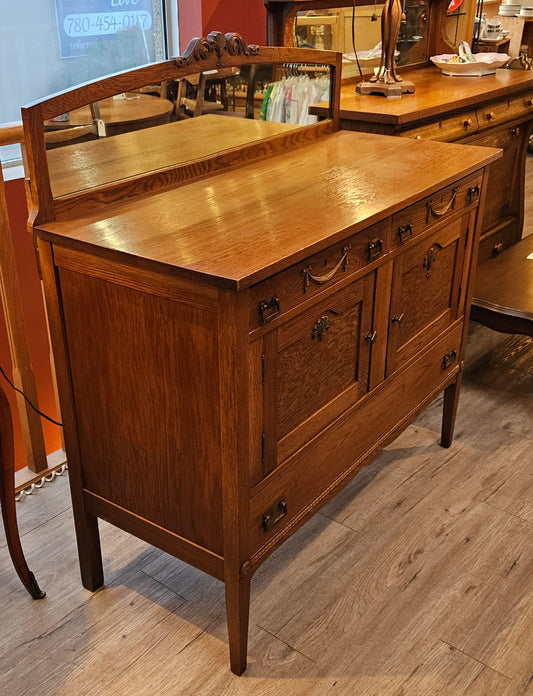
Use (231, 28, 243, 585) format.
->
(175, 31, 260, 69)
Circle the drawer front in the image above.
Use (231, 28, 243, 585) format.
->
(249, 322, 464, 560)
(478, 222, 520, 264)
(391, 171, 482, 248)
(386, 214, 467, 375)
(401, 110, 477, 142)
(478, 92, 533, 131)
(248, 220, 390, 330)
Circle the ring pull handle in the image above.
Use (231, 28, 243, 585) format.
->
(426, 187, 458, 223)
(302, 245, 351, 293)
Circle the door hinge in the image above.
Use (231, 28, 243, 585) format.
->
(261, 354, 265, 385)
(261, 433, 266, 463)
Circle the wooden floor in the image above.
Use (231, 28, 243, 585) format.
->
(1, 155, 532, 695)
(1, 324, 532, 696)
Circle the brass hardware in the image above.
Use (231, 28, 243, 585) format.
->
(426, 187, 458, 223)
(259, 295, 280, 323)
(468, 185, 480, 202)
(486, 111, 496, 120)
(365, 330, 377, 343)
(391, 312, 404, 324)
(463, 118, 473, 128)
(398, 223, 413, 244)
(492, 242, 504, 256)
(302, 245, 350, 293)
(442, 349, 457, 370)
(415, 135, 422, 140)
(423, 247, 438, 277)
(263, 498, 287, 532)
(312, 314, 331, 341)
(367, 238, 383, 261)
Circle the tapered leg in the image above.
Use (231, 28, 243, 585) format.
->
(441, 375, 462, 448)
(0, 386, 45, 599)
(71, 504, 104, 591)
(225, 571, 251, 675)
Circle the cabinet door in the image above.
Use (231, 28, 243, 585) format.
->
(255, 273, 375, 481)
(387, 214, 467, 375)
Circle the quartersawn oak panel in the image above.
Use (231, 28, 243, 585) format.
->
(58, 267, 224, 556)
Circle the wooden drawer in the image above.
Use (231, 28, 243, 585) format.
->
(391, 171, 482, 248)
(400, 110, 477, 142)
(478, 222, 518, 264)
(478, 92, 533, 131)
(249, 321, 464, 559)
(248, 220, 390, 330)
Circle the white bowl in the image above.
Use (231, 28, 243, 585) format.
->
(430, 53, 510, 76)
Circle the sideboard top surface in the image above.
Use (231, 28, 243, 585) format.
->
(337, 67, 533, 126)
(37, 129, 500, 289)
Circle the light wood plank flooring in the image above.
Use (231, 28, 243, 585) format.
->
(1, 323, 531, 696)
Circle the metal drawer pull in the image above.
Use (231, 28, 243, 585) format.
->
(367, 237, 383, 261)
(365, 330, 377, 343)
(423, 246, 439, 278)
(426, 187, 458, 222)
(486, 111, 496, 121)
(263, 499, 287, 532)
(391, 313, 404, 324)
(463, 118, 474, 128)
(442, 349, 457, 370)
(398, 223, 413, 244)
(258, 295, 281, 324)
(468, 185, 480, 202)
(302, 245, 350, 293)
(312, 314, 331, 341)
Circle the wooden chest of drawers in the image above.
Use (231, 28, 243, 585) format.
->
(34, 131, 498, 673)
(23, 39, 500, 675)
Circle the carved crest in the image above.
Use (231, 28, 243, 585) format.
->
(174, 31, 259, 69)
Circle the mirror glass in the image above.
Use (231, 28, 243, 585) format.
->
(44, 62, 333, 199)
(293, 2, 429, 78)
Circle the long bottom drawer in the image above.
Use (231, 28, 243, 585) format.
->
(249, 321, 464, 565)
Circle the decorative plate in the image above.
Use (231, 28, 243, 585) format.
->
(430, 53, 510, 76)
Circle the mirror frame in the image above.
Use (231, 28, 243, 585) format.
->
(21, 32, 342, 225)
(264, 0, 457, 70)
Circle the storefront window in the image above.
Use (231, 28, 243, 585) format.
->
(1, 0, 177, 165)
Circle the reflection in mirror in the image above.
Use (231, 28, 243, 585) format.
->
(44, 62, 333, 200)
(293, 2, 429, 78)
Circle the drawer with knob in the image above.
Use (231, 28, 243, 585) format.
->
(478, 93, 533, 131)
(400, 110, 478, 142)
(248, 220, 390, 330)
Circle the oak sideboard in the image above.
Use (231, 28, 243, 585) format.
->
(22, 35, 500, 674)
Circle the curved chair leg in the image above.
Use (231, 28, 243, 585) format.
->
(0, 386, 45, 599)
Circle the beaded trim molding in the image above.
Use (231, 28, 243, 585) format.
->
(15, 464, 68, 502)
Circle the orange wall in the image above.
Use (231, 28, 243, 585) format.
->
(178, 0, 267, 52)
(2, 178, 62, 471)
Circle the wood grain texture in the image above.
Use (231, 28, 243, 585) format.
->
(37, 131, 500, 290)
(1, 330, 531, 695)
